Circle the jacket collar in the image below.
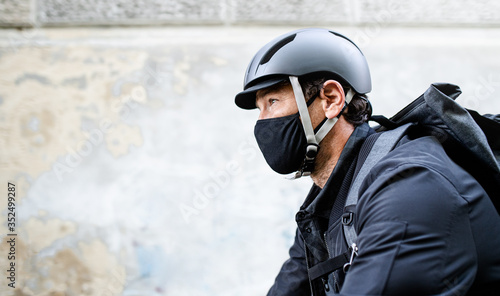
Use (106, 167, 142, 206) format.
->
(300, 123, 375, 220)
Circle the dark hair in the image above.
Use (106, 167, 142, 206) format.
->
(300, 74, 372, 126)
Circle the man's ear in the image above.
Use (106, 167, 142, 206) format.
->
(320, 80, 345, 119)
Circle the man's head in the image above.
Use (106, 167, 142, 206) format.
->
(235, 28, 371, 110)
(254, 75, 372, 125)
(234, 28, 372, 177)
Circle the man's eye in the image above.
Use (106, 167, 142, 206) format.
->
(269, 99, 278, 105)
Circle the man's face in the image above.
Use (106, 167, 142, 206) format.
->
(255, 83, 327, 130)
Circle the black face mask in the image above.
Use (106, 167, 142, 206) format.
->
(254, 112, 307, 174)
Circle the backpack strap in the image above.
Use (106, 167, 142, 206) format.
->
(343, 123, 413, 247)
(307, 123, 413, 281)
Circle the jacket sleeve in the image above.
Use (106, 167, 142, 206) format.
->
(340, 163, 477, 296)
(267, 228, 311, 296)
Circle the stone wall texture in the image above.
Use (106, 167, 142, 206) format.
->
(0, 0, 33, 26)
(1, 1, 500, 296)
(1, 0, 500, 27)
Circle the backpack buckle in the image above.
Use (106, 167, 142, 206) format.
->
(342, 212, 354, 226)
(343, 243, 358, 273)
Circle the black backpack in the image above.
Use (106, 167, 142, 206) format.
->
(309, 83, 500, 282)
(369, 83, 500, 213)
(343, 83, 500, 247)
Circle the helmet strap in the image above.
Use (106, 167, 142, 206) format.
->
(288, 76, 355, 179)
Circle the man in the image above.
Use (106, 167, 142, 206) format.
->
(234, 28, 500, 295)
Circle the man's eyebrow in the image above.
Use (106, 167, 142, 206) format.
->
(256, 88, 273, 99)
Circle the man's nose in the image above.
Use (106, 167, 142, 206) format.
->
(258, 110, 267, 120)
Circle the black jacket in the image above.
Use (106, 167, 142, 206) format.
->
(267, 123, 500, 296)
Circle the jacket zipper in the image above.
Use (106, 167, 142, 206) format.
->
(324, 231, 332, 258)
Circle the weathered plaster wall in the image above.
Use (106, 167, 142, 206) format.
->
(1, 1, 500, 296)
(0, 26, 316, 296)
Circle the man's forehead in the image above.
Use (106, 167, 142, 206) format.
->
(256, 81, 291, 99)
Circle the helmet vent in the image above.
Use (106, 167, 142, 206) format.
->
(260, 34, 296, 65)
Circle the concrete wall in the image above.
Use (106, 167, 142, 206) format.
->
(1, 1, 500, 296)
